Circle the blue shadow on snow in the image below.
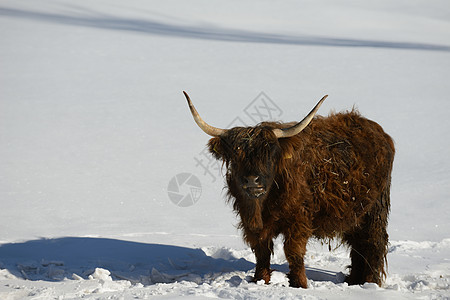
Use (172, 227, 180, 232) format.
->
(0, 237, 342, 285)
(0, 6, 449, 52)
(0, 237, 254, 283)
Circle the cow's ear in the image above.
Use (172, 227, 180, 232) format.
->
(208, 137, 226, 160)
(279, 139, 294, 160)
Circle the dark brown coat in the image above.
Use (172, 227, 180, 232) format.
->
(207, 110, 394, 288)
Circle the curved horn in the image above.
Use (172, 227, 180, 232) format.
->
(272, 95, 328, 139)
(184, 91, 227, 137)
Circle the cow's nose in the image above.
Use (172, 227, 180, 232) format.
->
(244, 176, 260, 187)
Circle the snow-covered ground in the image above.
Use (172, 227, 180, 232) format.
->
(1, 0, 449, 299)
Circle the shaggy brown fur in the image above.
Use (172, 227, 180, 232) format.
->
(207, 110, 395, 288)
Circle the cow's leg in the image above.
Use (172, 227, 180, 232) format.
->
(251, 239, 273, 284)
(344, 212, 389, 286)
(284, 236, 308, 288)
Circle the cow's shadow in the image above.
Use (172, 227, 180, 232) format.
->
(0, 237, 343, 285)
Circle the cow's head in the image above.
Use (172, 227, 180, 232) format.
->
(184, 91, 327, 230)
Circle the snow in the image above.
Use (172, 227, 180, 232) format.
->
(1, 0, 449, 299)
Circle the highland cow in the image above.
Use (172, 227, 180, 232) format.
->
(184, 91, 394, 288)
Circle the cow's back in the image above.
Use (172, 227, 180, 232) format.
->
(293, 111, 394, 238)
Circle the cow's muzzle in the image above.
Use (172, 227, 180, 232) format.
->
(242, 176, 266, 198)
